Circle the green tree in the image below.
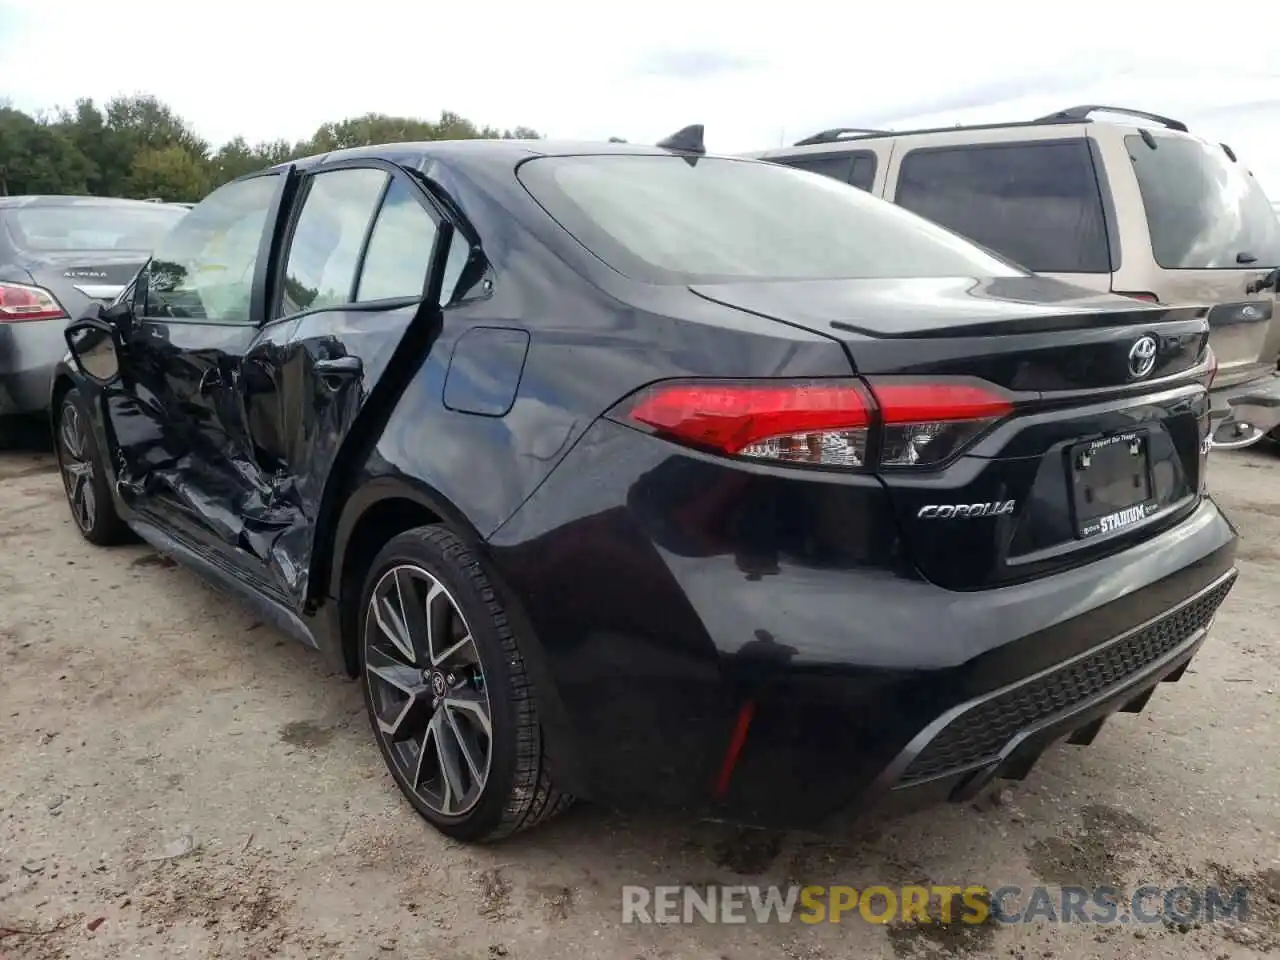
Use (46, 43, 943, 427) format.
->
(104, 94, 208, 156)
(53, 99, 112, 194)
(1, 96, 541, 200)
(125, 145, 210, 202)
(0, 107, 92, 195)
(209, 136, 262, 185)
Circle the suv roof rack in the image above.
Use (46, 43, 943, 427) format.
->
(1033, 105, 1189, 133)
(780, 104, 1193, 154)
(793, 127, 888, 146)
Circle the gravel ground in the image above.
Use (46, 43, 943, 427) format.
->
(0, 442, 1277, 960)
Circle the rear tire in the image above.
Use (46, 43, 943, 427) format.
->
(357, 525, 571, 842)
(54, 388, 131, 546)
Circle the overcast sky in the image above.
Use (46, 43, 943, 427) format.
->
(4, 0, 1280, 195)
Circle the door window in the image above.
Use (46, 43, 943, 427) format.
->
(143, 174, 280, 322)
(849, 154, 876, 192)
(279, 168, 389, 317)
(775, 151, 877, 192)
(895, 140, 1110, 274)
(356, 178, 469, 305)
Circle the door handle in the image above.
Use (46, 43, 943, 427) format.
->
(313, 356, 362, 380)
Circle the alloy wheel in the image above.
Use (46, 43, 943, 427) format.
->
(58, 402, 96, 535)
(363, 564, 493, 817)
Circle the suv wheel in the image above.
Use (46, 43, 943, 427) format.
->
(358, 525, 572, 841)
(54, 389, 130, 546)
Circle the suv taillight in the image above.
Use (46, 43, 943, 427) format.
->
(615, 377, 1013, 470)
(0, 281, 67, 323)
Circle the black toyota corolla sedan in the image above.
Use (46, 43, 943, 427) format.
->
(51, 129, 1238, 842)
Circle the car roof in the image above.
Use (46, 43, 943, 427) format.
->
(275, 138, 720, 174)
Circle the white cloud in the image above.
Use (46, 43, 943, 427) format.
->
(3, 0, 1280, 192)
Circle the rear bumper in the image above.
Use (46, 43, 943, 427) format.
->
(715, 542, 1237, 829)
(862, 569, 1234, 814)
(1209, 370, 1280, 449)
(488, 419, 1241, 829)
(0, 318, 66, 416)
(0, 365, 58, 417)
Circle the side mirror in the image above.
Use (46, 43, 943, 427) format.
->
(64, 316, 123, 386)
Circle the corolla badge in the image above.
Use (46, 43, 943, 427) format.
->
(917, 501, 1016, 519)
(1128, 335, 1158, 379)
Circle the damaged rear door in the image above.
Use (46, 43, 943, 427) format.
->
(233, 158, 471, 604)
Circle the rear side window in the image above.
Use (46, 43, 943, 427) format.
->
(1127, 135, 1280, 269)
(773, 151, 877, 191)
(279, 168, 388, 317)
(356, 179, 471, 305)
(849, 154, 876, 191)
(895, 140, 1111, 274)
(518, 154, 1021, 284)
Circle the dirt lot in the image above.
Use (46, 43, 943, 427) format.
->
(0, 442, 1277, 960)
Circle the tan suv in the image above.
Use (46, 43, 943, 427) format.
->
(748, 105, 1280, 449)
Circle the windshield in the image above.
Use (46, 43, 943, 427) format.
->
(4, 203, 189, 254)
(517, 155, 1024, 284)
(1127, 135, 1280, 269)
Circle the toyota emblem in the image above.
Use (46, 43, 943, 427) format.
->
(1128, 335, 1158, 379)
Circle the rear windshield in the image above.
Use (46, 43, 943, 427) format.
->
(517, 155, 1023, 284)
(3, 203, 188, 254)
(1127, 135, 1280, 269)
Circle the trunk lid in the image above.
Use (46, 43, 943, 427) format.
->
(27, 253, 147, 305)
(692, 275, 1214, 590)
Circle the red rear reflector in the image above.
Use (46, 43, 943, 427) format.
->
(1116, 291, 1160, 303)
(0, 281, 67, 323)
(712, 700, 756, 801)
(624, 380, 872, 466)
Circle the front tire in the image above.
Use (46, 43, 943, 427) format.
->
(54, 388, 130, 546)
(357, 525, 571, 842)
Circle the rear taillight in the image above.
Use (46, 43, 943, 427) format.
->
(0, 281, 67, 323)
(868, 379, 1013, 467)
(624, 380, 873, 468)
(617, 377, 1012, 470)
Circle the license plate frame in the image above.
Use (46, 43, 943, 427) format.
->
(1069, 431, 1158, 540)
